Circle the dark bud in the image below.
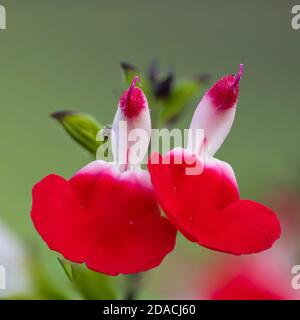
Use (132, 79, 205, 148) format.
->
(120, 62, 138, 73)
(154, 72, 174, 99)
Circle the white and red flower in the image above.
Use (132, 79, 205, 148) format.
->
(31, 77, 177, 276)
(148, 65, 281, 255)
(31, 66, 281, 278)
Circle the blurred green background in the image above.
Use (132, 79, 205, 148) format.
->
(0, 0, 299, 299)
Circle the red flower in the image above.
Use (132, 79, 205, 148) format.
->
(201, 192, 300, 300)
(31, 77, 177, 275)
(148, 65, 281, 255)
(197, 247, 299, 300)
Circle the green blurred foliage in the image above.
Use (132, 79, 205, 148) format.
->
(160, 79, 205, 124)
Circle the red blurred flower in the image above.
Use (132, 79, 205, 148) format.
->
(148, 65, 281, 255)
(31, 77, 177, 276)
(198, 252, 297, 300)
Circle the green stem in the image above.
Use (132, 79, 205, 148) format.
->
(125, 274, 142, 300)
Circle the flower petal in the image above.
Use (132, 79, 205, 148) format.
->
(31, 174, 91, 263)
(148, 149, 280, 255)
(148, 149, 239, 243)
(188, 65, 243, 157)
(112, 77, 151, 170)
(31, 162, 177, 275)
(199, 200, 281, 255)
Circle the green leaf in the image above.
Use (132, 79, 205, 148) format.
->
(57, 258, 116, 300)
(72, 264, 117, 300)
(29, 258, 70, 300)
(161, 79, 204, 123)
(52, 111, 103, 155)
(57, 257, 74, 281)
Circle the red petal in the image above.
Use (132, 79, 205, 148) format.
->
(31, 174, 91, 263)
(198, 200, 281, 255)
(31, 162, 177, 275)
(148, 150, 239, 243)
(148, 149, 280, 255)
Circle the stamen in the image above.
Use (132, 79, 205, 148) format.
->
(232, 64, 244, 89)
(127, 76, 141, 106)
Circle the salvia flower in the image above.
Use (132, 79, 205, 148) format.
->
(148, 65, 281, 255)
(31, 77, 177, 276)
(198, 250, 299, 300)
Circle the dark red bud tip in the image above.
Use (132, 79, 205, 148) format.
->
(208, 64, 244, 111)
(119, 76, 147, 118)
